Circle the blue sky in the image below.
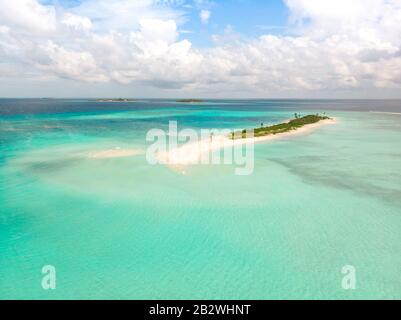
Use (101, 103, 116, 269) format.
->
(1, 0, 401, 98)
(40, 0, 291, 46)
(179, 0, 290, 47)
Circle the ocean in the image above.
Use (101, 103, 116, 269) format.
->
(0, 99, 400, 299)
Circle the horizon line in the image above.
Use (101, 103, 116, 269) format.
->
(1, 97, 401, 101)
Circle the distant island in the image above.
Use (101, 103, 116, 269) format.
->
(97, 98, 136, 102)
(176, 99, 203, 103)
(231, 114, 332, 139)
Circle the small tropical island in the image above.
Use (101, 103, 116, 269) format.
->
(159, 113, 335, 167)
(176, 99, 203, 103)
(231, 114, 332, 139)
(97, 98, 136, 102)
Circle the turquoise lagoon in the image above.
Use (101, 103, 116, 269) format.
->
(0, 99, 400, 299)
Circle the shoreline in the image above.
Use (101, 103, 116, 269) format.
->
(159, 117, 337, 166)
(243, 117, 337, 145)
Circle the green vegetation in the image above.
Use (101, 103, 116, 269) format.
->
(231, 114, 331, 140)
(176, 99, 203, 103)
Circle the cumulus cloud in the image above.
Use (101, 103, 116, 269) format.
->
(0, 0, 401, 97)
(0, 0, 57, 34)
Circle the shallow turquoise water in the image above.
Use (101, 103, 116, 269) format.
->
(0, 100, 400, 299)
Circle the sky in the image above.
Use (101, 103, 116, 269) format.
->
(0, 0, 401, 98)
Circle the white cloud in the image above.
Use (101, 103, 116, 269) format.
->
(38, 41, 109, 83)
(69, 0, 186, 32)
(200, 9, 211, 24)
(0, 0, 401, 97)
(0, 0, 57, 34)
(61, 13, 92, 32)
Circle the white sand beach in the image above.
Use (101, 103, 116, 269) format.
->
(159, 118, 337, 167)
(89, 148, 143, 159)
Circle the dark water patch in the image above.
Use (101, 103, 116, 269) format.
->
(374, 152, 401, 158)
(270, 157, 401, 207)
(22, 157, 82, 173)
